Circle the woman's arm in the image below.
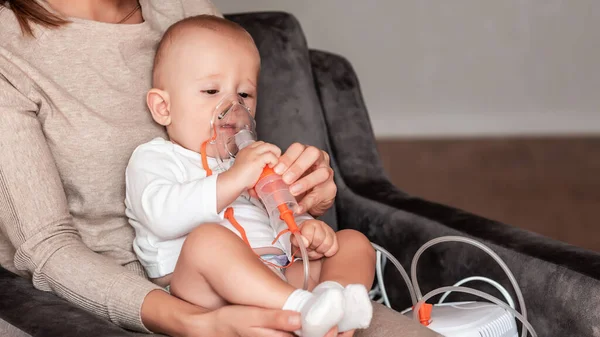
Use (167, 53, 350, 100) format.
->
(141, 289, 308, 337)
(0, 74, 306, 336)
(0, 73, 161, 332)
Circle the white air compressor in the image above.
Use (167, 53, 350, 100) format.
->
(370, 236, 537, 337)
(403, 302, 518, 337)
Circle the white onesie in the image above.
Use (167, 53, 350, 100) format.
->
(125, 137, 312, 278)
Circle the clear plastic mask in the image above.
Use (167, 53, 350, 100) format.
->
(208, 94, 257, 166)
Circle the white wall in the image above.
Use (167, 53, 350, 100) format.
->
(214, 0, 600, 138)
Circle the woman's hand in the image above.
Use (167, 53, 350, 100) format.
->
(197, 305, 341, 337)
(143, 290, 342, 337)
(208, 305, 301, 337)
(178, 304, 303, 337)
(273, 143, 337, 216)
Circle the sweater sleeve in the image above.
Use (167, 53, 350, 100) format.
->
(182, 0, 223, 18)
(0, 72, 162, 332)
(125, 144, 224, 241)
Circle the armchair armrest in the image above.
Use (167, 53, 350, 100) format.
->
(0, 267, 134, 337)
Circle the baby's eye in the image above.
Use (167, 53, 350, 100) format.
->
(238, 92, 250, 98)
(203, 90, 219, 95)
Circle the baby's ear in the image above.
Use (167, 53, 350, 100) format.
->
(147, 88, 171, 126)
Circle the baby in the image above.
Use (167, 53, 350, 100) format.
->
(125, 15, 375, 337)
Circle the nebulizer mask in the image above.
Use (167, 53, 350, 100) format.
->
(201, 94, 311, 290)
(202, 94, 257, 169)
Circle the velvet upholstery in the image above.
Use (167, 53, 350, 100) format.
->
(310, 49, 600, 337)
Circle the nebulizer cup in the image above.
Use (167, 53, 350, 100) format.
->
(208, 94, 311, 290)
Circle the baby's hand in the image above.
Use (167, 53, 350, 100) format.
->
(229, 141, 282, 189)
(291, 219, 338, 260)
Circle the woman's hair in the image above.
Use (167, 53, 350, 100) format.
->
(0, 0, 68, 36)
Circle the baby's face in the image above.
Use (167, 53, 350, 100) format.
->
(161, 28, 260, 152)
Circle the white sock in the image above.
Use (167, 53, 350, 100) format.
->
(312, 281, 345, 294)
(283, 289, 345, 337)
(313, 281, 373, 332)
(282, 289, 314, 312)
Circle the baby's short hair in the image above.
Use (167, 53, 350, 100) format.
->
(152, 15, 253, 87)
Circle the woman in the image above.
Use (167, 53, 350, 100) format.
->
(0, 1, 341, 336)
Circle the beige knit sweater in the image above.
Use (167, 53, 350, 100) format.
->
(0, 0, 220, 332)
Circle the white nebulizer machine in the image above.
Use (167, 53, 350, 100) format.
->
(203, 95, 538, 337)
(371, 237, 538, 337)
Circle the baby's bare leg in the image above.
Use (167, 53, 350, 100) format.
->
(317, 229, 376, 332)
(318, 229, 375, 288)
(170, 224, 296, 310)
(286, 258, 322, 291)
(171, 224, 347, 337)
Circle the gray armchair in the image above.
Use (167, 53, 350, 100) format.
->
(0, 11, 598, 337)
(309, 36, 600, 337)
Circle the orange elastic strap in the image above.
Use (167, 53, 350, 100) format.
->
(271, 228, 291, 245)
(224, 207, 250, 245)
(224, 207, 299, 269)
(261, 251, 299, 270)
(200, 141, 212, 176)
(200, 124, 218, 176)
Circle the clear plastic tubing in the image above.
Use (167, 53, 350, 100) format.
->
(412, 286, 537, 337)
(371, 242, 417, 305)
(293, 231, 310, 290)
(411, 236, 528, 337)
(439, 276, 515, 309)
